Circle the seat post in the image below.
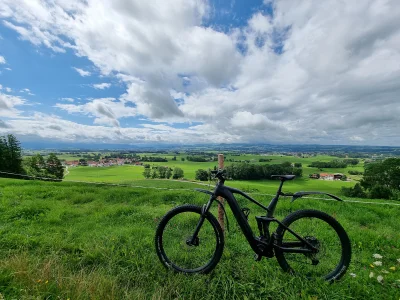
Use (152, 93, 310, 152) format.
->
(266, 179, 285, 217)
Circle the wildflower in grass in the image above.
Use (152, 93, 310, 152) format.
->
(389, 266, 396, 271)
(397, 258, 400, 263)
(381, 270, 389, 274)
(370, 264, 375, 268)
(45, 280, 48, 284)
(377, 275, 383, 283)
(350, 273, 356, 277)
(37, 279, 42, 283)
(373, 261, 382, 266)
(373, 254, 383, 259)
(369, 272, 374, 278)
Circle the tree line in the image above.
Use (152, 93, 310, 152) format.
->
(140, 156, 168, 162)
(308, 159, 357, 169)
(0, 134, 24, 175)
(25, 153, 64, 179)
(225, 162, 302, 180)
(186, 155, 217, 162)
(0, 134, 64, 180)
(143, 166, 184, 179)
(194, 162, 303, 181)
(341, 158, 399, 200)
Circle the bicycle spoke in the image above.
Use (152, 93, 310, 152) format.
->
(161, 211, 218, 271)
(279, 216, 343, 278)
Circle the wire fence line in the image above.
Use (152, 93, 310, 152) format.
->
(1, 171, 400, 207)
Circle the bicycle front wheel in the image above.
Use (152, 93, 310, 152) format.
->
(275, 209, 351, 282)
(155, 205, 224, 274)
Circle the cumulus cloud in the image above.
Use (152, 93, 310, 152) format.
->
(0, 56, 5, 64)
(92, 83, 111, 90)
(0, 112, 239, 144)
(55, 97, 137, 127)
(121, 81, 184, 120)
(73, 67, 91, 77)
(0, 92, 25, 117)
(1, 0, 400, 145)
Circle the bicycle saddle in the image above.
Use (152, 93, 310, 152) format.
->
(271, 175, 296, 181)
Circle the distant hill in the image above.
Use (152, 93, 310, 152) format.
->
(20, 141, 400, 155)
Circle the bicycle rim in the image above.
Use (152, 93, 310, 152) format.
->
(159, 210, 220, 273)
(278, 215, 346, 280)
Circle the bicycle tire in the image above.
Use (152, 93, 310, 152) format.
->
(275, 209, 351, 282)
(155, 204, 224, 274)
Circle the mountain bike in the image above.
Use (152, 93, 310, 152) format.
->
(155, 170, 351, 282)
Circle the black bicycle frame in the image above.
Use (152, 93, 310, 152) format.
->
(193, 180, 318, 255)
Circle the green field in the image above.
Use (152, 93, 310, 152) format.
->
(66, 165, 356, 195)
(0, 178, 399, 299)
(65, 152, 359, 196)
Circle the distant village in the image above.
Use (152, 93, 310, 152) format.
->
(64, 158, 143, 168)
(309, 173, 345, 180)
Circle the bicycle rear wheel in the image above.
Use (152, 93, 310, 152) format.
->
(275, 209, 351, 282)
(155, 204, 224, 274)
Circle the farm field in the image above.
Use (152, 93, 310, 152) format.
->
(64, 153, 361, 195)
(65, 165, 355, 195)
(0, 178, 399, 299)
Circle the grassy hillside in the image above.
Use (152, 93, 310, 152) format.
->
(0, 178, 399, 299)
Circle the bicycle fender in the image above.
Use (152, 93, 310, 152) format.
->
(291, 191, 343, 203)
(194, 188, 214, 196)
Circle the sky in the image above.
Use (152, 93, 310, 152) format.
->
(0, 0, 400, 146)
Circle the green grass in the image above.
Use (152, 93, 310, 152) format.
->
(63, 153, 366, 181)
(66, 164, 356, 195)
(0, 178, 399, 299)
(66, 165, 145, 182)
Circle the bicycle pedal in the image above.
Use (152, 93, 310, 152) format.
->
(254, 253, 262, 261)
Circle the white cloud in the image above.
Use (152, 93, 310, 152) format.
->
(20, 88, 35, 96)
(4, 67, 11, 71)
(0, 92, 25, 117)
(5, 87, 12, 93)
(0, 84, 2, 89)
(0, 56, 5, 64)
(350, 136, 364, 142)
(0, 112, 240, 144)
(55, 97, 137, 127)
(230, 111, 284, 130)
(0, 120, 10, 128)
(92, 83, 111, 90)
(1, 0, 400, 145)
(248, 12, 271, 33)
(61, 97, 74, 102)
(121, 81, 183, 120)
(73, 67, 91, 77)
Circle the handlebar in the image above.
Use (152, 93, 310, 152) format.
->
(210, 169, 226, 181)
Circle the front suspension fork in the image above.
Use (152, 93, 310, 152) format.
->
(188, 195, 230, 245)
(188, 196, 215, 245)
